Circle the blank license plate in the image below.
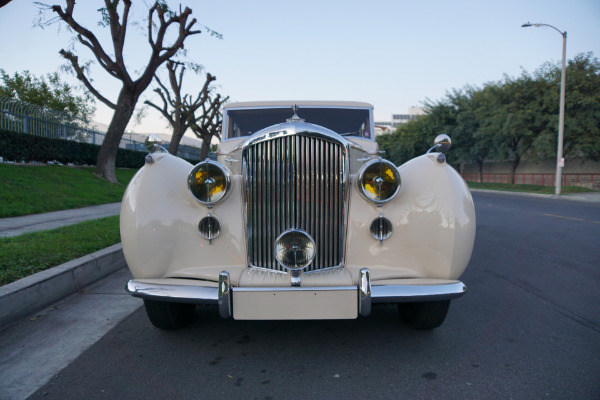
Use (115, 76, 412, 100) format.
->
(232, 287, 358, 320)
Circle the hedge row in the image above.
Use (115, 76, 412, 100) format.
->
(0, 129, 145, 168)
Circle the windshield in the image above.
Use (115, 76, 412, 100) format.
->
(224, 107, 372, 140)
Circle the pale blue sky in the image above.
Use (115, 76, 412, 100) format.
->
(1, 0, 599, 135)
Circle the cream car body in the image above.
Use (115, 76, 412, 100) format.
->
(122, 101, 475, 330)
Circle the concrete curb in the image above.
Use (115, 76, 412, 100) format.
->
(470, 188, 560, 199)
(0, 243, 126, 328)
(470, 188, 600, 203)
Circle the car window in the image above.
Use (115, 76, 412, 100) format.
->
(225, 107, 372, 140)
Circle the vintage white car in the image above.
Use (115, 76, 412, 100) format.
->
(121, 101, 475, 330)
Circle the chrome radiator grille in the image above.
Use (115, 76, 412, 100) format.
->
(244, 134, 346, 272)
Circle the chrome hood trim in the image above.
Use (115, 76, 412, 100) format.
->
(242, 120, 350, 149)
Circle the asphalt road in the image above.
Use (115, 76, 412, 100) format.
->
(27, 192, 600, 400)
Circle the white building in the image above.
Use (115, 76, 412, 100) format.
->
(375, 107, 426, 136)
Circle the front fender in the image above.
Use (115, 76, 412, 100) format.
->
(345, 154, 475, 281)
(120, 153, 247, 282)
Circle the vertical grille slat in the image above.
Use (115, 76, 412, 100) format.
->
(245, 134, 345, 272)
(318, 140, 324, 269)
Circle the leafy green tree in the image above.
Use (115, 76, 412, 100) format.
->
(452, 88, 487, 180)
(0, 69, 95, 125)
(381, 52, 600, 180)
(377, 118, 430, 166)
(489, 72, 557, 183)
(378, 90, 476, 169)
(430, 87, 491, 180)
(561, 53, 600, 160)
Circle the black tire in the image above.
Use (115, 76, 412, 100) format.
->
(143, 299, 196, 330)
(398, 300, 451, 330)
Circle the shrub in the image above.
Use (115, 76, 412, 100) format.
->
(0, 129, 145, 168)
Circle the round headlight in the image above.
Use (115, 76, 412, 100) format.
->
(274, 229, 316, 271)
(358, 159, 401, 204)
(188, 161, 231, 207)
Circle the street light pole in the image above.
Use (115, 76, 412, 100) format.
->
(521, 22, 567, 195)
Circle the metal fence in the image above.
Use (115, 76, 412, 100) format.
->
(0, 96, 145, 149)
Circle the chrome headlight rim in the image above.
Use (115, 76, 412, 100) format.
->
(187, 160, 232, 207)
(357, 158, 401, 205)
(274, 229, 316, 271)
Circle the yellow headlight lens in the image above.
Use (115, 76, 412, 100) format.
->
(358, 159, 401, 203)
(188, 161, 230, 206)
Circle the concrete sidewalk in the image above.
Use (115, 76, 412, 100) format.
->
(0, 202, 121, 237)
(0, 267, 141, 400)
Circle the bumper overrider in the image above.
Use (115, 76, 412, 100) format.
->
(126, 269, 466, 320)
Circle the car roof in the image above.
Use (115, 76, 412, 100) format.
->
(223, 100, 374, 110)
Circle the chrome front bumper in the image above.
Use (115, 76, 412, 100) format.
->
(126, 269, 466, 320)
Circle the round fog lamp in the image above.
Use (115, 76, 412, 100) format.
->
(188, 161, 230, 207)
(198, 216, 221, 240)
(370, 216, 393, 241)
(274, 230, 316, 271)
(358, 159, 401, 204)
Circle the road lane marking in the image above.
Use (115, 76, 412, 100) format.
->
(543, 213, 600, 224)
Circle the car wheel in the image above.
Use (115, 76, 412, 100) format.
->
(398, 300, 451, 330)
(143, 300, 196, 330)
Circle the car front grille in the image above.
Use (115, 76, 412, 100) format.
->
(244, 134, 346, 272)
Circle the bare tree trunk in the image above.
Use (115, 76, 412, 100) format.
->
(95, 90, 136, 183)
(168, 123, 186, 155)
(200, 137, 211, 160)
(477, 159, 484, 183)
(509, 155, 520, 185)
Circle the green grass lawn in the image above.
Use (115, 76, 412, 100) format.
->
(0, 216, 120, 286)
(0, 164, 138, 218)
(466, 181, 597, 194)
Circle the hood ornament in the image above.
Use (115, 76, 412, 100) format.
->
(286, 104, 305, 122)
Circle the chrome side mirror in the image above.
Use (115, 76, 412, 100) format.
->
(434, 134, 451, 153)
(427, 134, 451, 154)
(145, 134, 167, 153)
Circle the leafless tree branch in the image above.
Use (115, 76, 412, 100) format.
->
(145, 61, 221, 155)
(47, 1, 205, 182)
(59, 49, 116, 109)
(52, 1, 118, 74)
